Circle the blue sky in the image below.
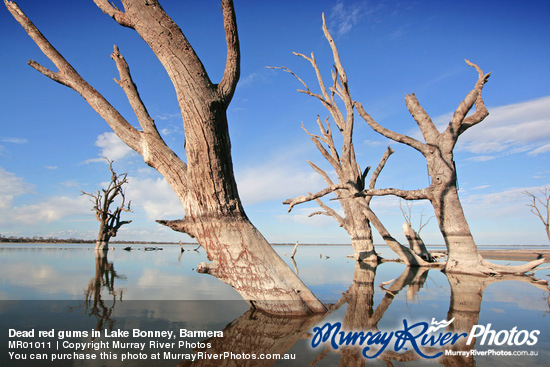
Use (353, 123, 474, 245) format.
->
(0, 0, 549, 245)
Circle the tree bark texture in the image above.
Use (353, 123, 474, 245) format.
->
(5, 0, 325, 315)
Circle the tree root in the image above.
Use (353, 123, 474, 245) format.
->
(480, 257, 546, 275)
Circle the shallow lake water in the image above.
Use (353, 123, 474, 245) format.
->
(0, 243, 549, 366)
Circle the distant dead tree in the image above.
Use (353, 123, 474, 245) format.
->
(400, 200, 434, 261)
(279, 15, 436, 267)
(5, 0, 324, 315)
(525, 186, 550, 246)
(82, 159, 132, 250)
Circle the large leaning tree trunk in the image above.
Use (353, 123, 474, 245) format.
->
(279, 15, 439, 267)
(81, 158, 132, 250)
(5, 0, 325, 315)
(279, 14, 435, 267)
(355, 61, 544, 275)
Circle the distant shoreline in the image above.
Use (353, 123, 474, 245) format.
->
(2, 241, 548, 262)
(1, 238, 548, 248)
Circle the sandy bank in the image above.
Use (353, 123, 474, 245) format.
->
(432, 249, 550, 263)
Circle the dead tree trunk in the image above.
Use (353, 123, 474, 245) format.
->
(82, 159, 132, 250)
(279, 14, 432, 266)
(402, 223, 433, 262)
(400, 201, 434, 261)
(356, 61, 545, 275)
(525, 186, 550, 246)
(5, 0, 325, 315)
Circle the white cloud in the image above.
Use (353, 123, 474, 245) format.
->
(235, 161, 326, 206)
(86, 132, 136, 163)
(125, 176, 184, 221)
(1, 195, 91, 225)
(0, 167, 34, 209)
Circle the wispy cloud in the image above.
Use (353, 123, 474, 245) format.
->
(0, 137, 28, 144)
(153, 113, 181, 122)
(463, 185, 547, 205)
(421, 96, 550, 159)
(458, 96, 550, 156)
(528, 142, 550, 156)
(328, 0, 370, 38)
(471, 185, 490, 190)
(239, 72, 266, 88)
(0, 167, 34, 209)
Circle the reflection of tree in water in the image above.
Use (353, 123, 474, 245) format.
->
(177, 308, 325, 367)
(177, 261, 548, 367)
(84, 250, 125, 335)
(438, 273, 549, 367)
(313, 263, 430, 366)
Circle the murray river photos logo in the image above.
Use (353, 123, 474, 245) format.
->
(311, 318, 540, 359)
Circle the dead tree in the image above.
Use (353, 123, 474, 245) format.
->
(525, 186, 550, 246)
(5, 0, 325, 315)
(355, 61, 545, 275)
(82, 159, 132, 250)
(400, 201, 433, 261)
(280, 15, 435, 267)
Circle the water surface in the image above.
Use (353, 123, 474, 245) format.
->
(1, 243, 548, 366)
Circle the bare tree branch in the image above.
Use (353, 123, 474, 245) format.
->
(366, 145, 394, 205)
(399, 199, 413, 226)
(362, 187, 430, 201)
(356, 102, 428, 154)
(525, 187, 550, 245)
(417, 209, 435, 234)
(93, 0, 133, 28)
(404, 93, 440, 144)
(447, 59, 491, 137)
(307, 160, 334, 187)
(217, 0, 240, 103)
(111, 46, 161, 138)
(312, 199, 345, 227)
(283, 183, 353, 213)
(301, 123, 342, 174)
